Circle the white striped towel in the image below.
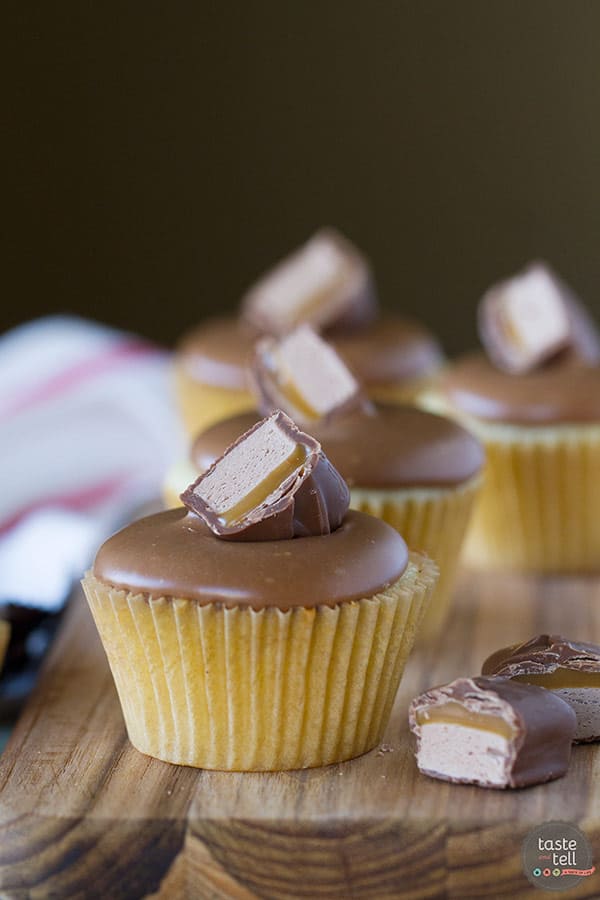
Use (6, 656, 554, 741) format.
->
(0, 316, 185, 611)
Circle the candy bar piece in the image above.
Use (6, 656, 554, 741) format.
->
(241, 228, 378, 336)
(180, 410, 350, 541)
(478, 263, 572, 373)
(252, 325, 371, 425)
(409, 676, 576, 789)
(482, 634, 600, 743)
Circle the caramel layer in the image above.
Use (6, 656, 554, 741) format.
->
(415, 700, 516, 740)
(221, 445, 307, 526)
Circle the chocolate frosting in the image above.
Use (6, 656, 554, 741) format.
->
(191, 406, 484, 489)
(482, 634, 600, 678)
(410, 676, 576, 788)
(93, 508, 409, 609)
(330, 315, 444, 386)
(176, 315, 444, 391)
(440, 352, 600, 424)
(181, 413, 350, 541)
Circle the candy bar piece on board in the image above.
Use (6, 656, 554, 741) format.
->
(241, 228, 377, 336)
(252, 325, 369, 425)
(483, 634, 600, 743)
(409, 676, 576, 788)
(180, 410, 350, 541)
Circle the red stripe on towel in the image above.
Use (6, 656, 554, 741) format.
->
(0, 339, 162, 422)
(0, 472, 137, 536)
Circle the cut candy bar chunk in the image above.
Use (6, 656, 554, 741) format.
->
(478, 263, 571, 373)
(241, 228, 377, 336)
(482, 634, 600, 742)
(409, 676, 576, 789)
(180, 410, 350, 541)
(252, 325, 370, 425)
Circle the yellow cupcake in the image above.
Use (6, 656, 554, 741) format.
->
(83, 509, 437, 771)
(426, 353, 600, 572)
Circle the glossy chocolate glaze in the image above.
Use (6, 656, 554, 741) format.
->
(440, 352, 600, 424)
(93, 508, 409, 609)
(176, 314, 443, 391)
(410, 676, 576, 788)
(330, 315, 444, 385)
(191, 406, 484, 489)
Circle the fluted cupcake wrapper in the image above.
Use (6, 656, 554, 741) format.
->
(459, 422, 600, 572)
(350, 476, 481, 639)
(0, 620, 10, 671)
(82, 552, 438, 771)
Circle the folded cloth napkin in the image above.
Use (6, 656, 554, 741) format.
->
(0, 316, 185, 612)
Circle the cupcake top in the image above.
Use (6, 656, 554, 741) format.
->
(176, 316, 253, 390)
(438, 261, 600, 426)
(440, 353, 600, 425)
(95, 411, 409, 609)
(93, 507, 407, 609)
(176, 313, 443, 392)
(329, 315, 444, 387)
(191, 405, 484, 489)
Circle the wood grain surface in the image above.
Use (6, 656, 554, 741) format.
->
(1, 571, 600, 899)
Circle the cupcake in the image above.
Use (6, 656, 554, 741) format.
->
(173, 228, 444, 435)
(426, 261, 600, 571)
(173, 317, 256, 435)
(166, 327, 483, 637)
(82, 412, 438, 770)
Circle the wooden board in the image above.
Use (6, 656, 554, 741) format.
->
(1, 571, 600, 899)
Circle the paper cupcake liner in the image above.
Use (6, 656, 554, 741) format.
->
(0, 620, 10, 671)
(350, 476, 481, 638)
(459, 421, 600, 572)
(82, 552, 437, 771)
(173, 363, 255, 436)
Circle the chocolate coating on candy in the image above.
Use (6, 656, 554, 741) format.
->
(478, 262, 600, 374)
(241, 228, 378, 336)
(252, 325, 371, 426)
(181, 411, 350, 541)
(409, 676, 576, 788)
(191, 406, 484, 489)
(478, 263, 572, 374)
(93, 508, 409, 609)
(483, 634, 600, 679)
(482, 635, 600, 742)
(440, 352, 600, 424)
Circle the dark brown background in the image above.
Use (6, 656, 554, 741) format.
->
(6, 2, 600, 355)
